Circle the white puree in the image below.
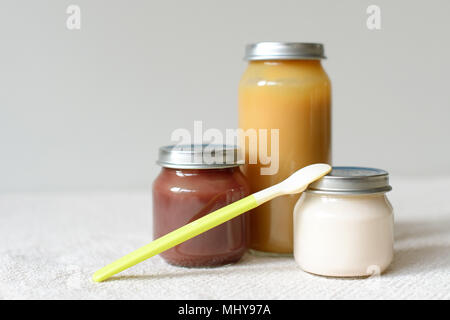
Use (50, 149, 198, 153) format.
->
(294, 192, 394, 277)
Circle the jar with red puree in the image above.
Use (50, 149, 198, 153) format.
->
(152, 145, 250, 267)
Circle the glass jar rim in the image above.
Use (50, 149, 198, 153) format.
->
(244, 42, 326, 61)
(306, 166, 392, 195)
(157, 144, 244, 169)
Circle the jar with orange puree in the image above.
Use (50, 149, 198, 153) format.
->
(239, 42, 331, 255)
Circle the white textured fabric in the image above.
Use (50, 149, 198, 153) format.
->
(0, 177, 449, 300)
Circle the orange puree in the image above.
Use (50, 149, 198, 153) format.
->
(238, 59, 331, 254)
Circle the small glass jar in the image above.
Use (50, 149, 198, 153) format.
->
(294, 167, 394, 277)
(152, 145, 250, 267)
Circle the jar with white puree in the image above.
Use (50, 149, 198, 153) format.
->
(294, 167, 393, 277)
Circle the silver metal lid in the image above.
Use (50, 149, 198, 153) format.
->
(307, 167, 392, 195)
(157, 144, 243, 169)
(244, 42, 326, 61)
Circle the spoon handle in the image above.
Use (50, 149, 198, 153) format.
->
(92, 195, 258, 282)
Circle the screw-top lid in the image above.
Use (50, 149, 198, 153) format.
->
(307, 167, 392, 195)
(157, 144, 243, 169)
(244, 42, 326, 61)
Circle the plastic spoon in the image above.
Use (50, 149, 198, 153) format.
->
(92, 163, 331, 282)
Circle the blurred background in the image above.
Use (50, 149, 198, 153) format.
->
(1, 0, 449, 192)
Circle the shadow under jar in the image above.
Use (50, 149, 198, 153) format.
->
(152, 145, 250, 267)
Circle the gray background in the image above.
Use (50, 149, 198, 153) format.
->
(1, 0, 449, 192)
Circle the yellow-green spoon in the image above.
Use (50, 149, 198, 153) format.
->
(92, 163, 331, 282)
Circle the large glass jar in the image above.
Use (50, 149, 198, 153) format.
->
(152, 145, 250, 267)
(294, 167, 394, 277)
(238, 42, 331, 255)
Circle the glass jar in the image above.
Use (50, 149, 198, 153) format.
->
(152, 145, 250, 267)
(294, 167, 394, 277)
(239, 42, 331, 255)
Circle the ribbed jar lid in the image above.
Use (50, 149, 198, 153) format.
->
(157, 144, 243, 169)
(307, 167, 392, 195)
(244, 42, 326, 61)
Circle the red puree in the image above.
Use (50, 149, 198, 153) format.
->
(152, 167, 250, 267)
